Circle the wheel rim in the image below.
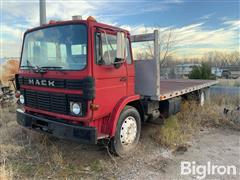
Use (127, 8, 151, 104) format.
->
(120, 116, 137, 146)
(200, 92, 205, 106)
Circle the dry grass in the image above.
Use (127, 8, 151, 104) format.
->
(152, 116, 184, 148)
(217, 78, 240, 87)
(0, 163, 13, 180)
(211, 94, 239, 107)
(0, 104, 108, 179)
(0, 95, 239, 179)
(152, 96, 240, 148)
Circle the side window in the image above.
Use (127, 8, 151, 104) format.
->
(95, 32, 117, 65)
(95, 33, 102, 64)
(60, 44, 67, 62)
(47, 42, 57, 61)
(70, 44, 87, 65)
(102, 33, 117, 65)
(71, 45, 82, 55)
(72, 44, 87, 55)
(27, 41, 34, 61)
(126, 38, 132, 64)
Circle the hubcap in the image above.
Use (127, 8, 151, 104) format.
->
(200, 92, 205, 106)
(120, 116, 137, 146)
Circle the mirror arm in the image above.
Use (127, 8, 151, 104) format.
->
(114, 58, 125, 64)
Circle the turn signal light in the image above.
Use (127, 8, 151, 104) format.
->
(90, 103, 99, 111)
(15, 92, 20, 98)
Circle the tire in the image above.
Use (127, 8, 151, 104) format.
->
(110, 105, 141, 156)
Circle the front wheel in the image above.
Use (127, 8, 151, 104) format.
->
(110, 106, 141, 156)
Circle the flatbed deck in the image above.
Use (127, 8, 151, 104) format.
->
(159, 79, 217, 100)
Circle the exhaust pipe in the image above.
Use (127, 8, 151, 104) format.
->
(39, 0, 46, 25)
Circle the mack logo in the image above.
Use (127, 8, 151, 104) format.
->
(28, 79, 55, 87)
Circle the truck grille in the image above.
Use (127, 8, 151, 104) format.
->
(22, 90, 87, 116)
(16, 76, 95, 100)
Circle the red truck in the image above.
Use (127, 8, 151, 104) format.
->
(15, 16, 217, 156)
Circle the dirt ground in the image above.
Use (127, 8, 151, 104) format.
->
(0, 101, 240, 179)
(97, 125, 240, 180)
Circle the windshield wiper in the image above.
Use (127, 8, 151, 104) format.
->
(20, 65, 39, 73)
(40, 66, 63, 70)
(20, 60, 47, 74)
(40, 66, 66, 74)
(20, 65, 35, 68)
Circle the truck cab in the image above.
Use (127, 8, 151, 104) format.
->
(16, 16, 142, 155)
(16, 16, 217, 156)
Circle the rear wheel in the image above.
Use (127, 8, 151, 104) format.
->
(199, 88, 210, 106)
(110, 106, 141, 156)
(200, 90, 205, 106)
(184, 89, 209, 106)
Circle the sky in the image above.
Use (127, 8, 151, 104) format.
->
(0, 0, 240, 59)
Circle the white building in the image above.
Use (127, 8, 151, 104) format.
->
(174, 63, 201, 77)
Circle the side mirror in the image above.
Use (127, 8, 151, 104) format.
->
(116, 32, 125, 60)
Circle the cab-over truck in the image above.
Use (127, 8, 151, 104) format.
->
(15, 16, 217, 156)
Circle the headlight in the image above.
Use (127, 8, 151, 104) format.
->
(70, 102, 82, 115)
(19, 95, 25, 104)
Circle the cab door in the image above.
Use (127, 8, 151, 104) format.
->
(92, 29, 127, 119)
(125, 37, 135, 96)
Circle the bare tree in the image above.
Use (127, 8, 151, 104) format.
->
(202, 51, 240, 67)
(159, 29, 176, 67)
(134, 28, 177, 68)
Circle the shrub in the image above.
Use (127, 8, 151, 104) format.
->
(152, 116, 183, 148)
(189, 62, 215, 80)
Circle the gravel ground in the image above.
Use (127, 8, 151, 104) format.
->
(97, 125, 240, 180)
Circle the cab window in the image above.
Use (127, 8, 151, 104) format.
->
(95, 32, 117, 65)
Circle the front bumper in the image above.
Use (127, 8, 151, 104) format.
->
(16, 109, 97, 144)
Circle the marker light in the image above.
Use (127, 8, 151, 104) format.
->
(87, 16, 96, 22)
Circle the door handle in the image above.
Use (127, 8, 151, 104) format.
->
(120, 77, 127, 82)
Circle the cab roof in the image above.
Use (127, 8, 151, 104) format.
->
(25, 19, 130, 35)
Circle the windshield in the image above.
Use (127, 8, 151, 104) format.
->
(21, 24, 87, 70)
